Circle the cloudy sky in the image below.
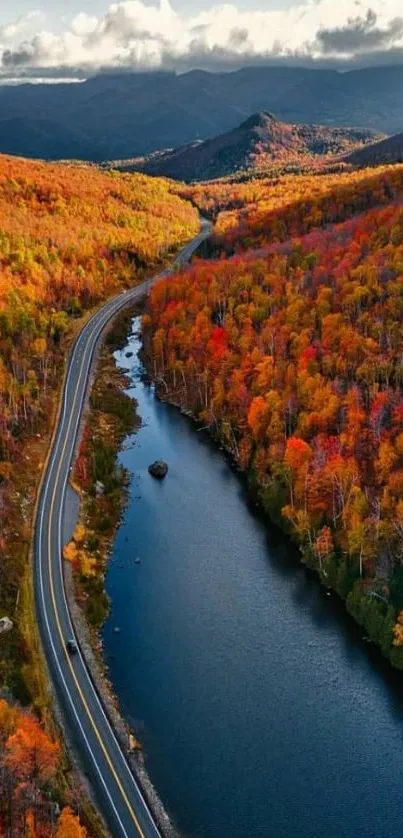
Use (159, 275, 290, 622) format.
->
(1, 0, 403, 80)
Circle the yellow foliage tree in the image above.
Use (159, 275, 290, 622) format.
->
(63, 542, 78, 563)
(56, 807, 87, 838)
(393, 612, 403, 647)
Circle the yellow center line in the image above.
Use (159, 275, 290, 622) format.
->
(47, 312, 146, 838)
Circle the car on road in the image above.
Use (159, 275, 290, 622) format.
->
(66, 638, 78, 655)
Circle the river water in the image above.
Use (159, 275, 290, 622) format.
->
(103, 317, 403, 838)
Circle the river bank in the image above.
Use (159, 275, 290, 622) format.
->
(60, 278, 400, 838)
(65, 303, 403, 838)
(140, 305, 402, 672)
(63, 306, 177, 837)
(101, 315, 403, 838)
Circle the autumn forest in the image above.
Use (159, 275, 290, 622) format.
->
(146, 162, 403, 669)
(0, 154, 198, 835)
(4, 135, 403, 834)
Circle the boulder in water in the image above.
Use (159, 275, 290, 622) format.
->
(0, 617, 13, 636)
(148, 460, 168, 479)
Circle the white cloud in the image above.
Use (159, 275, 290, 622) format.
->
(2, 0, 403, 77)
(71, 13, 99, 37)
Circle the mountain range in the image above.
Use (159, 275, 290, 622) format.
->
(0, 65, 403, 162)
(115, 112, 381, 181)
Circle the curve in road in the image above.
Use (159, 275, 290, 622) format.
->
(34, 218, 212, 838)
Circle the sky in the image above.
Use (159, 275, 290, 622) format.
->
(1, 0, 403, 81)
(0, 0, 297, 26)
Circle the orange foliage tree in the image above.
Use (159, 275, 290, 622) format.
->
(0, 698, 87, 836)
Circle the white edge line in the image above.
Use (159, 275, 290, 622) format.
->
(38, 482, 131, 838)
(38, 297, 148, 836)
(57, 293, 161, 832)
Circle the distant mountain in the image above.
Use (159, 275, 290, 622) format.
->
(0, 65, 401, 162)
(273, 65, 403, 135)
(346, 131, 403, 168)
(115, 113, 381, 181)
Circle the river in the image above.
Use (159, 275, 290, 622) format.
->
(103, 316, 403, 838)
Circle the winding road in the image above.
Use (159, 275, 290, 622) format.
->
(34, 218, 211, 838)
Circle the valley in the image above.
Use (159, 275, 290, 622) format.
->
(1, 34, 403, 838)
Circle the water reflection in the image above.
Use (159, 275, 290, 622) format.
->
(104, 317, 403, 838)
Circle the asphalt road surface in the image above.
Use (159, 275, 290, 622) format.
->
(34, 218, 211, 838)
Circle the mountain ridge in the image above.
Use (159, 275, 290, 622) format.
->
(0, 65, 401, 162)
(346, 132, 403, 168)
(110, 112, 383, 181)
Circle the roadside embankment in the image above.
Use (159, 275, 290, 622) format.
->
(62, 307, 178, 837)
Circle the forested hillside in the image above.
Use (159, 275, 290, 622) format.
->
(145, 163, 403, 668)
(0, 697, 86, 836)
(0, 155, 196, 505)
(0, 154, 198, 832)
(347, 132, 403, 169)
(182, 165, 403, 253)
(118, 113, 380, 182)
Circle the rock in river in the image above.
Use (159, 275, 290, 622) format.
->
(0, 616, 13, 636)
(148, 460, 168, 479)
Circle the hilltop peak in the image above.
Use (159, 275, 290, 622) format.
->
(117, 113, 382, 182)
(240, 112, 278, 130)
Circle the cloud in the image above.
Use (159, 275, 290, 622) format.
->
(2, 0, 403, 79)
(317, 8, 403, 54)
